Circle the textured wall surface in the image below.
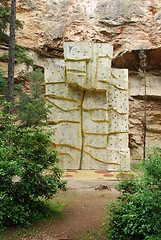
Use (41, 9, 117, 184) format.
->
(45, 42, 130, 171)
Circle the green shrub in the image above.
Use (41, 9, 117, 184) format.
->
(0, 69, 7, 99)
(143, 147, 161, 189)
(17, 68, 48, 127)
(0, 1, 10, 38)
(18, 96, 47, 127)
(106, 147, 161, 240)
(15, 45, 33, 65)
(116, 173, 140, 194)
(0, 0, 23, 43)
(3, 45, 33, 65)
(0, 110, 66, 229)
(0, 1, 23, 32)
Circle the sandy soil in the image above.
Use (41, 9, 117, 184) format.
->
(1, 180, 118, 240)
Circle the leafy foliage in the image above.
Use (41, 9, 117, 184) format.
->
(29, 68, 45, 98)
(15, 45, 33, 65)
(17, 68, 48, 127)
(143, 147, 161, 189)
(0, 68, 7, 99)
(0, 106, 66, 230)
(0, 1, 10, 33)
(0, 0, 23, 43)
(3, 45, 33, 65)
(106, 147, 161, 240)
(18, 97, 46, 127)
(0, 1, 32, 67)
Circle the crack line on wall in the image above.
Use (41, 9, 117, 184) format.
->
(46, 96, 78, 102)
(79, 90, 85, 170)
(46, 98, 79, 112)
(83, 150, 121, 165)
(47, 120, 81, 124)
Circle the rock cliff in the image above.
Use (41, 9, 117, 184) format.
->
(0, 0, 161, 159)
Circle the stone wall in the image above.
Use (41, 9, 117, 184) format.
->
(129, 71, 161, 159)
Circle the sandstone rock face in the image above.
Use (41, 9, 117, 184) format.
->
(45, 42, 130, 170)
(0, 0, 161, 160)
(15, 0, 161, 57)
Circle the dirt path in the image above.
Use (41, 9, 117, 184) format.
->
(2, 180, 118, 240)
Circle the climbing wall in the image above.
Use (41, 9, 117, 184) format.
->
(45, 42, 130, 171)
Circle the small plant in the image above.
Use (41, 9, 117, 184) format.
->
(105, 147, 161, 240)
(3, 45, 33, 65)
(15, 45, 33, 65)
(116, 173, 140, 194)
(131, 160, 142, 173)
(143, 147, 161, 189)
(0, 68, 7, 99)
(78, 225, 108, 240)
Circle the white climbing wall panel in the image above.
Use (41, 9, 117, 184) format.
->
(45, 42, 130, 171)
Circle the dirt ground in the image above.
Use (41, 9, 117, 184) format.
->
(1, 180, 118, 240)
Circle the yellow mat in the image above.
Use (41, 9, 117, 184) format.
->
(63, 170, 135, 180)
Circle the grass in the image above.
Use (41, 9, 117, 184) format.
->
(131, 161, 142, 171)
(77, 224, 108, 240)
(131, 159, 144, 177)
(45, 201, 64, 219)
(0, 201, 64, 240)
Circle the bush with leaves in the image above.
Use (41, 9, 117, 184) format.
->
(15, 45, 33, 65)
(0, 69, 7, 99)
(17, 68, 48, 127)
(0, 105, 66, 230)
(105, 147, 161, 240)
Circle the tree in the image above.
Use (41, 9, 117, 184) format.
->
(139, 50, 147, 159)
(17, 68, 48, 127)
(0, 109, 66, 229)
(0, 0, 10, 43)
(7, 0, 16, 117)
(0, 0, 22, 43)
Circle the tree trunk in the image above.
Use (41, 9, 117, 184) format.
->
(7, 0, 16, 145)
(7, 0, 16, 116)
(139, 50, 147, 159)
